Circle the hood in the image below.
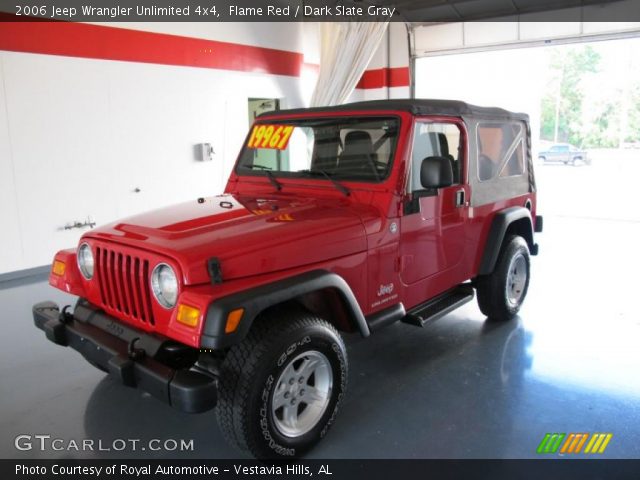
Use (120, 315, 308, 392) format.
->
(86, 194, 369, 285)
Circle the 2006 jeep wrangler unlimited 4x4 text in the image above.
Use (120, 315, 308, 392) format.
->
(34, 99, 542, 459)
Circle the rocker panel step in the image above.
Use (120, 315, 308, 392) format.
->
(402, 286, 475, 328)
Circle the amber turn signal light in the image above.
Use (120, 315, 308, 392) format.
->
(176, 304, 201, 328)
(225, 308, 244, 334)
(52, 260, 66, 276)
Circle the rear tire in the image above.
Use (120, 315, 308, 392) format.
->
(216, 307, 348, 459)
(476, 235, 530, 321)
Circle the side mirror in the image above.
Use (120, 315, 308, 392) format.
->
(420, 156, 453, 189)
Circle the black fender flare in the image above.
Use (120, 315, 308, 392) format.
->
(478, 207, 534, 276)
(201, 270, 370, 349)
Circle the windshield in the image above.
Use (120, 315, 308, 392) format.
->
(236, 116, 399, 183)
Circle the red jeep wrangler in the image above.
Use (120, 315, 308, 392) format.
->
(34, 99, 542, 459)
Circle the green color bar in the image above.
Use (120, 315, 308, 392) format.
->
(544, 434, 558, 453)
(550, 433, 566, 453)
(537, 434, 552, 454)
(537, 433, 567, 454)
(545, 434, 559, 453)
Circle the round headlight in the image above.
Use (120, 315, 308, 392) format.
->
(77, 243, 94, 280)
(151, 263, 178, 309)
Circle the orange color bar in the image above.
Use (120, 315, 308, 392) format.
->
(560, 434, 575, 454)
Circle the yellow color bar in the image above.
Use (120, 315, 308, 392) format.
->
(592, 434, 606, 453)
(176, 304, 201, 328)
(597, 434, 613, 453)
(52, 260, 66, 276)
(586, 433, 609, 454)
(584, 434, 598, 453)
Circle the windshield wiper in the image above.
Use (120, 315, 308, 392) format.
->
(244, 164, 282, 191)
(299, 169, 350, 197)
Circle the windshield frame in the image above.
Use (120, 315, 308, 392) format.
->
(234, 114, 403, 185)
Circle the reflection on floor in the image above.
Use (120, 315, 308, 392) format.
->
(1, 215, 639, 459)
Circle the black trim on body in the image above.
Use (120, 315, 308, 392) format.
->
(403, 188, 438, 215)
(367, 303, 406, 332)
(478, 207, 535, 275)
(202, 270, 370, 349)
(207, 257, 223, 285)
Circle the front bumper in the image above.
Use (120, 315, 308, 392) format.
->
(33, 301, 217, 413)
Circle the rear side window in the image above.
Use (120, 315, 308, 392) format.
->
(477, 122, 525, 181)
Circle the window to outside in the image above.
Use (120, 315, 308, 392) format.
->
(237, 117, 399, 183)
(477, 122, 525, 181)
(410, 122, 461, 191)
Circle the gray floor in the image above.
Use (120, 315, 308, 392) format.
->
(3, 157, 640, 459)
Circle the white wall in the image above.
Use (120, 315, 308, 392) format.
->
(0, 22, 318, 274)
(0, 56, 23, 274)
(95, 22, 310, 52)
(415, 47, 546, 151)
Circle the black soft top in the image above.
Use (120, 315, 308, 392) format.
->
(266, 99, 529, 122)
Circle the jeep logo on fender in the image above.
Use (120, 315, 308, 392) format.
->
(377, 283, 394, 297)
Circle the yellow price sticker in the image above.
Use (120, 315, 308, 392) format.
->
(247, 124, 294, 150)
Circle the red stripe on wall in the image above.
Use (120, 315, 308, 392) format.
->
(0, 16, 302, 77)
(356, 67, 410, 89)
(0, 15, 407, 89)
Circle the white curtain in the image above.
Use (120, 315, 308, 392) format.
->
(310, 22, 389, 107)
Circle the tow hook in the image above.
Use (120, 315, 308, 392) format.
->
(59, 305, 73, 324)
(128, 337, 146, 361)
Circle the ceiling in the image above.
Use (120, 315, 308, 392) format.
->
(369, 0, 633, 23)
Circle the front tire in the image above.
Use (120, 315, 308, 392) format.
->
(476, 235, 530, 321)
(216, 307, 348, 459)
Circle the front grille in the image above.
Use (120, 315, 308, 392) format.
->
(95, 247, 155, 326)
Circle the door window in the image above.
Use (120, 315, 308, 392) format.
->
(410, 122, 461, 192)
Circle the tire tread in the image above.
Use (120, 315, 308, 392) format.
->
(476, 235, 530, 321)
(216, 306, 344, 458)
